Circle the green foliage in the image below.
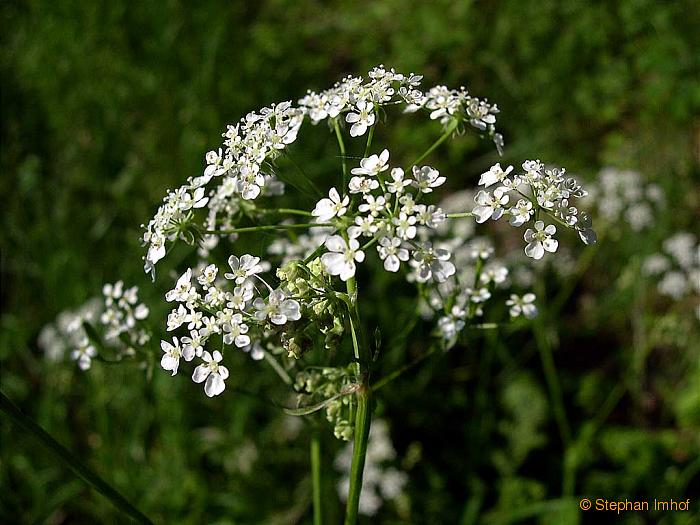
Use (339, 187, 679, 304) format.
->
(1, 0, 699, 523)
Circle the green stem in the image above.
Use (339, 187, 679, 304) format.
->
(0, 391, 153, 524)
(253, 208, 313, 217)
(446, 212, 474, 219)
(204, 223, 333, 235)
(363, 125, 375, 157)
(344, 385, 372, 525)
(333, 119, 349, 188)
(410, 118, 459, 168)
(311, 433, 323, 525)
(343, 276, 373, 525)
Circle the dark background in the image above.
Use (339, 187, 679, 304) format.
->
(1, 1, 699, 523)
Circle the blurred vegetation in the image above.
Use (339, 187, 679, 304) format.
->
(1, 0, 699, 523)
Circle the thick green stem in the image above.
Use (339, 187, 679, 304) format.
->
(344, 385, 372, 525)
(311, 433, 323, 525)
(343, 276, 373, 525)
(0, 391, 153, 524)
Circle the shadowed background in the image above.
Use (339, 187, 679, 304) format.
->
(1, 1, 699, 523)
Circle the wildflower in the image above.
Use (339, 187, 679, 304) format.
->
(192, 350, 229, 397)
(167, 304, 189, 331)
(321, 235, 365, 281)
(386, 168, 411, 194)
(479, 163, 513, 188)
(351, 149, 390, 176)
(377, 236, 409, 272)
(412, 165, 445, 193)
(508, 199, 533, 227)
(253, 289, 302, 325)
(181, 331, 204, 360)
(224, 254, 264, 284)
(71, 340, 97, 371)
(392, 212, 417, 240)
(349, 176, 379, 194)
(473, 189, 509, 223)
(227, 283, 254, 310)
(412, 243, 456, 283)
(346, 100, 375, 137)
(160, 337, 182, 375)
(312, 187, 349, 221)
(506, 293, 538, 318)
(358, 194, 387, 216)
(166, 268, 194, 302)
(524, 221, 558, 260)
(223, 313, 251, 347)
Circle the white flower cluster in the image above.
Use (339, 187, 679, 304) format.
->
(38, 282, 150, 370)
(142, 65, 503, 277)
(473, 161, 596, 259)
(642, 232, 700, 319)
(160, 256, 306, 396)
(585, 167, 665, 231)
(335, 419, 408, 516)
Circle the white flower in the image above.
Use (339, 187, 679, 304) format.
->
(321, 235, 365, 281)
(351, 149, 390, 176)
(358, 194, 387, 216)
(227, 283, 254, 310)
(472, 189, 509, 223)
(223, 313, 251, 348)
(192, 350, 229, 397)
(253, 289, 302, 325)
(312, 187, 349, 221)
(348, 215, 378, 239)
(524, 221, 558, 260)
(181, 331, 204, 360)
(349, 176, 379, 194)
(346, 100, 375, 137)
(167, 304, 189, 331)
(415, 204, 445, 228)
(160, 337, 182, 375)
(197, 264, 218, 286)
(377, 237, 409, 272)
(411, 165, 446, 193)
(71, 340, 97, 371)
(165, 268, 194, 302)
(179, 187, 209, 210)
(478, 163, 513, 187)
(386, 168, 411, 194)
(392, 212, 417, 240)
(224, 254, 263, 284)
(437, 306, 467, 340)
(506, 293, 538, 319)
(508, 199, 533, 227)
(412, 244, 456, 283)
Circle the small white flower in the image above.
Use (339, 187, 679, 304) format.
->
(227, 282, 254, 310)
(224, 254, 263, 284)
(411, 165, 446, 193)
(253, 289, 302, 325)
(165, 268, 194, 302)
(192, 350, 229, 397)
(473, 189, 509, 223)
(197, 264, 218, 286)
(508, 199, 533, 227)
(412, 243, 456, 283)
(312, 187, 349, 222)
(358, 194, 387, 216)
(351, 149, 390, 176)
(71, 341, 97, 371)
(167, 304, 189, 331)
(415, 204, 445, 228)
(179, 187, 209, 210)
(223, 313, 251, 348)
(386, 168, 411, 194)
(348, 215, 378, 238)
(377, 237, 409, 272)
(349, 176, 379, 194)
(392, 212, 417, 240)
(181, 331, 204, 361)
(346, 100, 375, 137)
(321, 235, 365, 281)
(524, 221, 558, 260)
(506, 293, 538, 319)
(160, 337, 182, 375)
(478, 163, 513, 188)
